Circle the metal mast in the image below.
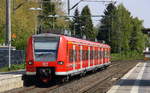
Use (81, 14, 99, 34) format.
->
(6, 0, 11, 69)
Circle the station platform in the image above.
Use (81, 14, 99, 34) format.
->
(0, 69, 25, 92)
(107, 61, 150, 93)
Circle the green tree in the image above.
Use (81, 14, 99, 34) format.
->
(116, 4, 132, 54)
(129, 17, 146, 53)
(40, 0, 57, 30)
(71, 8, 82, 37)
(0, 0, 38, 49)
(80, 5, 95, 40)
(98, 3, 147, 54)
(0, 0, 6, 44)
(97, 3, 116, 44)
(40, 0, 68, 32)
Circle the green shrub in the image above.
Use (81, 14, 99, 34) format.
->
(111, 51, 144, 61)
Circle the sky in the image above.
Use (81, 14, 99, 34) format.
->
(62, 0, 150, 28)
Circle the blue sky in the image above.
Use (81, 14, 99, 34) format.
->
(62, 0, 150, 28)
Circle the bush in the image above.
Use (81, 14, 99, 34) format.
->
(111, 51, 144, 61)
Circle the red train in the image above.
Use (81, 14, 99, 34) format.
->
(24, 33, 111, 84)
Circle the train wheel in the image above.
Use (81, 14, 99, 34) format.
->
(61, 76, 70, 83)
(81, 71, 86, 77)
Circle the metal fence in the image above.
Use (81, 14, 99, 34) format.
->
(0, 50, 25, 68)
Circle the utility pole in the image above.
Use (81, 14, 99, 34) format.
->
(67, 0, 70, 15)
(6, 0, 11, 69)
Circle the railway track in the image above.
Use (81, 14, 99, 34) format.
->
(80, 60, 140, 93)
(4, 60, 141, 93)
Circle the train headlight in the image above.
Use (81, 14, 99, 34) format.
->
(28, 61, 33, 65)
(58, 61, 64, 65)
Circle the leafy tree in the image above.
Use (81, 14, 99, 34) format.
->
(0, 0, 68, 49)
(0, 0, 6, 44)
(40, 0, 57, 30)
(129, 17, 146, 53)
(40, 0, 69, 32)
(116, 4, 132, 53)
(97, 3, 147, 54)
(0, 0, 37, 49)
(80, 5, 95, 40)
(97, 3, 116, 44)
(71, 8, 82, 37)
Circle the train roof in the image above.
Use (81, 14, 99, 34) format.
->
(32, 33, 60, 37)
(63, 36, 110, 48)
(32, 33, 110, 48)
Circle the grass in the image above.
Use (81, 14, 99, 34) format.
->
(111, 51, 144, 61)
(0, 64, 25, 72)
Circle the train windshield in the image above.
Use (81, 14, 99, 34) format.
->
(34, 37, 59, 62)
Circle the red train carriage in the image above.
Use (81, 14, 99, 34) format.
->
(24, 33, 111, 83)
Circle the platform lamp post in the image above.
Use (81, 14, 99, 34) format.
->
(6, 0, 11, 69)
(29, 8, 42, 34)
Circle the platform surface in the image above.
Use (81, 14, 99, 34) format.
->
(0, 69, 25, 79)
(0, 69, 25, 92)
(107, 61, 150, 93)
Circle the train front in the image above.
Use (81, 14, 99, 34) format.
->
(25, 34, 60, 83)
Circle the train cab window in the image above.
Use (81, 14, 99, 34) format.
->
(34, 36, 59, 62)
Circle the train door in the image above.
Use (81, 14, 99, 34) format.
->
(107, 48, 110, 63)
(104, 48, 106, 64)
(82, 45, 86, 68)
(73, 44, 76, 71)
(75, 44, 80, 70)
(103, 48, 106, 64)
(80, 45, 83, 70)
(95, 47, 98, 65)
(98, 47, 100, 65)
(90, 46, 93, 67)
(68, 42, 73, 71)
(108, 48, 111, 62)
(93, 46, 95, 66)
(106, 48, 109, 63)
(85, 45, 88, 68)
(88, 46, 90, 68)
(101, 47, 104, 65)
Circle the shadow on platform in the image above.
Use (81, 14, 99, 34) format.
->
(116, 79, 150, 86)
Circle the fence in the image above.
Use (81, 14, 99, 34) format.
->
(0, 50, 25, 68)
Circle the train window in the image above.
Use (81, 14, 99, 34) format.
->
(105, 51, 107, 57)
(88, 47, 90, 61)
(69, 49, 73, 62)
(34, 37, 59, 62)
(86, 50, 88, 60)
(94, 50, 97, 59)
(101, 51, 103, 58)
(90, 50, 93, 60)
(99, 50, 101, 58)
(73, 49, 77, 62)
(79, 46, 83, 61)
(105, 51, 107, 58)
(82, 50, 88, 61)
(108, 51, 110, 58)
(76, 49, 79, 61)
(93, 50, 95, 59)
(82, 50, 85, 60)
